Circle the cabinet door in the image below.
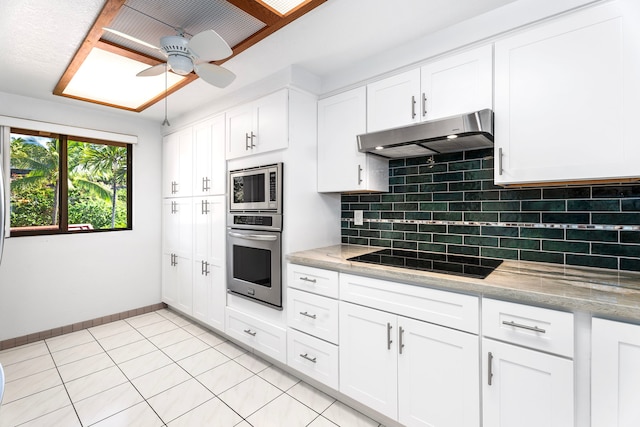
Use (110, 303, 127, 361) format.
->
(367, 68, 421, 132)
(495, 0, 640, 185)
(421, 45, 492, 121)
(398, 317, 479, 427)
(318, 87, 388, 193)
(163, 128, 193, 197)
(193, 115, 225, 196)
(192, 196, 225, 330)
(253, 89, 288, 154)
(226, 104, 254, 160)
(162, 252, 192, 315)
(162, 198, 193, 256)
(339, 302, 398, 420)
(162, 253, 178, 306)
(592, 318, 640, 427)
(483, 338, 573, 427)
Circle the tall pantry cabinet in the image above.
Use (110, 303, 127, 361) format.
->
(162, 115, 227, 330)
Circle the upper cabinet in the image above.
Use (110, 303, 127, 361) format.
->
(162, 128, 193, 198)
(226, 89, 288, 159)
(317, 87, 389, 193)
(193, 115, 226, 196)
(367, 45, 493, 132)
(494, 0, 640, 185)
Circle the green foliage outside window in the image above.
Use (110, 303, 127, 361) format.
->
(9, 131, 130, 232)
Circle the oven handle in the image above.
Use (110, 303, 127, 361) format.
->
(228, 231, 278, 242)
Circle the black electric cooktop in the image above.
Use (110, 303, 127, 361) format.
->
(347, 249, 503, 279)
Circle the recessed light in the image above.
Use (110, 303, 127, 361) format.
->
(375, 146, 384, 150)
(447, 134, 458, 139)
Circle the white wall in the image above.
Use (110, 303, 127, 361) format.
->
(0, 92, 162, 341)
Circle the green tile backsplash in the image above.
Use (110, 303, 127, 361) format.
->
(341, 148, 640, 272)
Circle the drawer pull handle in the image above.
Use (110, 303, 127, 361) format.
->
(488, 351, 494, 386)
(387, 322, 393, 350)
(243, 329, 257, 336)
(300, 277, 317, 284)
(398, 326, 405, 355)
(300, 353, 317, 363)
(502, 320, 546, 334)
(300, 311, 317, 319)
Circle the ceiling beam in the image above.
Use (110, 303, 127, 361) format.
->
(226, 0, 281, 26)
(53, 0, 126, 96)
(219, 0, 327, 61)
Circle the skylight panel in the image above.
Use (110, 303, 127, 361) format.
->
(259, 0, 309, 15)
(62, 47, 185, 110)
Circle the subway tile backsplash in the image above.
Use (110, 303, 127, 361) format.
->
(341, 148, 640, 272)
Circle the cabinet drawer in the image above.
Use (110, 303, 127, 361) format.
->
(288, 264, 339, 298)
(340, 273, 479, 333)
(287, 329, 339, 389)
(225, 307, 287, 363)
(287, 288, 339, 344)
(482, 298, 574, 358)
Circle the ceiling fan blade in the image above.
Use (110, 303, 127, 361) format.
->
(137, 63, 167, 77)
(103, 27, 163, 52)
(194, 63, 236, 88)
(188, 30, 232, 61)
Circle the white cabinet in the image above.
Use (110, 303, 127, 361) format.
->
(317, 87, 389, 193)
(226, 89, 288, 159)
(482, 339, 574, 427)
(367, 69, 421, 132)
(193, 115, 225, 196)
(162, 198, 193, 314)
(286, 264, 340, 388)
(226, 306, 287, 363)
(482, 299, 574, 427)
(592, 317, 640, 427)
(162, 116, 226, 325)
(367, 45, 492, 132)
(192, 196, 225, 330)
(339, 301, 480, 426)
(494, 0, 640, 185)
(162, 128, 193, 198)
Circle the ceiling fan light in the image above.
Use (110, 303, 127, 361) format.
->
(168, 54, 193, 75)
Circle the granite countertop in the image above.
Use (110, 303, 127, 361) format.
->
(287, 244, 640, 321)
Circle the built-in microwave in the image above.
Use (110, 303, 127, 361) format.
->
(229, 163, 282, 213)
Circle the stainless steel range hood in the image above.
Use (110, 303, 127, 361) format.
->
(357, 109, 494, 159)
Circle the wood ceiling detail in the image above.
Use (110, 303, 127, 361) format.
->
(53, 0, 327, 112)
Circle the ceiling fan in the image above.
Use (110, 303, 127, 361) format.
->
(103, 27, 236, 88)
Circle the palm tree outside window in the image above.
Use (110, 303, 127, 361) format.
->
(9, 128, 132, 236)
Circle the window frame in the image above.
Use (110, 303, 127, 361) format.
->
(9, 127, 132, 237)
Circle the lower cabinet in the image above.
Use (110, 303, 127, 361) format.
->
(482, 339, 574, 427)
(592, 317, 640, 427)
(339, 301, 480, 427)
(226, 306, 287, 363)
(287, 329, 339, 389)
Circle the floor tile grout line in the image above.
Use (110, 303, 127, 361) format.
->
(43, 339, 84, 427)
(85, 324, 171, 426)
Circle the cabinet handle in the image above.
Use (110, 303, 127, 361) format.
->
(502, 320, 546, 334)
(299, 353, 317, 363)
(411, 95, 417, 119)
(300, 276, 317, 284)
(398, 326, 405, 355)
(422, 93, 427, 117)
(171, 181, 179, 194)
(170, 254, 177, 267)
(488, 352, 494, 386)
(250, 131, 256, 148)
(171, 201, 177, 214)
(201, 199, 209, 215)
(201, 260, 210, 276)
(357, 164, 363, 185)
(387, 322, 393, 350)
(202, 177, 211, 192)
(245, 132, 250, 150)
(243, 329, 257, 336)
(299, 311, 317, 320)
(498, 147, 503, 176)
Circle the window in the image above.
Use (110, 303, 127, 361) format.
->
(9, 127, 132, 235)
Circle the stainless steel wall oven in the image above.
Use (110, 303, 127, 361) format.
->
(227, 163, 283, 309)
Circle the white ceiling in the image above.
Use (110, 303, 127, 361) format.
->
(0, 0, 517, 124)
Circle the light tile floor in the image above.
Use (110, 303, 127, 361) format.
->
(0, 309, 384, 427)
